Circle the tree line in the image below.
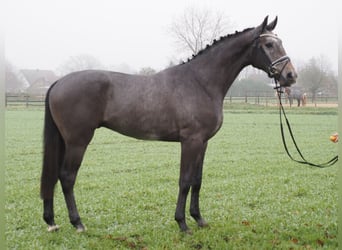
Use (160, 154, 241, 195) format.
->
(5, 6, 337, 101)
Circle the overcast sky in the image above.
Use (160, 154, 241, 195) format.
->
(5, 0, 338, 73)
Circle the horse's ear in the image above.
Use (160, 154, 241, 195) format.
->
(266, 16, 278, 31)
(261, 16, 269, 31)
(254, 16, 268, 38)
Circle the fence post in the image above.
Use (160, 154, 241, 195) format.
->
(265, 93, 268, 107)
(25, 95, 29, 108)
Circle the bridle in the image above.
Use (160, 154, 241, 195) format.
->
(257, 33, 291, 79)
(257, 34, 338, 168)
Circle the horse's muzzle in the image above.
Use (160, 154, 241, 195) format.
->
(278, 62, 297, 87)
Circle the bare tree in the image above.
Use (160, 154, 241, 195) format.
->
(138, 67, 156, 76)
(57, 54, 104, 76)
(5, 61, 27, 93)
(170, 6, 233, 57)
(298, 55, 333, 102)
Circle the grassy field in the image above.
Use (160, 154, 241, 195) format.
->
(5, 105, 338, 249)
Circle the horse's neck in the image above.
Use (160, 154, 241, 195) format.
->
(187, 34, 253, 101)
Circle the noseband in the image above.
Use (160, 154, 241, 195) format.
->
(258, 34, 290, 79)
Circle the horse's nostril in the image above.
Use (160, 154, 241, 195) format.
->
(287, 71, 298, 80)
(287, 72, 293, 79)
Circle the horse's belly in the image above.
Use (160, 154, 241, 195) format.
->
(102, 115, 180, 142)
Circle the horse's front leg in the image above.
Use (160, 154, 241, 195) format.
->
(190, 142, 208, 228)
(175, 138, 207, 232)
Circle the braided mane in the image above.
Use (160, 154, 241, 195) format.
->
(182, 27, 254, 64)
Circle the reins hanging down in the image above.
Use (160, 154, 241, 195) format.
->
(274, 83, 338, 168)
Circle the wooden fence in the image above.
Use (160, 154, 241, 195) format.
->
(5, 93, 338, 108)
(5, 94, 45, 107)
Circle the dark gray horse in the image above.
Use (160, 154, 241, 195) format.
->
(41, 16, 297, 233)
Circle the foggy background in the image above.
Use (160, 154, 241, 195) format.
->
(5, 0, 338, 73)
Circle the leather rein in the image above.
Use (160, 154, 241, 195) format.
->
(259, 34, 338, 168)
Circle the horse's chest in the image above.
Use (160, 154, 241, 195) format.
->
(185, 107, 223, 140)
(209, 111, 223, 137)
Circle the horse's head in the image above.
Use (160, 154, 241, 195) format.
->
(250, 16, 297, 87)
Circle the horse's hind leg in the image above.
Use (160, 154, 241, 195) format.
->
(59, 143, 88, 232)
(44, 199, 59, 232)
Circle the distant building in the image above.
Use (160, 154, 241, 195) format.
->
(21, 69, 58, 95)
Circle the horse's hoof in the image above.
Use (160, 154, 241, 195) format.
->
(47, 224, 59, 232)
(179, 228, 193, 234)
(179, 225, 192, 234)
(76, 225, 87, 233)
(177, 221, 191, 234)
(197, 219, 209, 228)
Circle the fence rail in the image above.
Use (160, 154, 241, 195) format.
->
(5, 93, 338, 108)
(224, 94, 338, 107)
(5, 94, 45, 107)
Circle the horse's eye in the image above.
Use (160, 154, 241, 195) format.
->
(265, 43, 273, 49)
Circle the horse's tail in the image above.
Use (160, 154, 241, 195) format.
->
(40, 82, 64, 199)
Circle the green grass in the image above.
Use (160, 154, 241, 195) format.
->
(5, 105, 338, 249)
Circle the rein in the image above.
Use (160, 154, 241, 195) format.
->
(257, 33, 338, 167)
(274, 82, 338, 168)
